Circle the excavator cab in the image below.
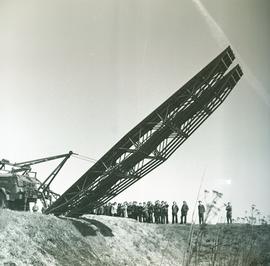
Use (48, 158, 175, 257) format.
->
(0, 151, 73, 211)
(0, 173, 39, 210)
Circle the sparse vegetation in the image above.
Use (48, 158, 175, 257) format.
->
(1, 207, 269, 266)
(182, 190, 270, 266)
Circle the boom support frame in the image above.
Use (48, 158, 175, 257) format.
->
(45, 47, 243, 217)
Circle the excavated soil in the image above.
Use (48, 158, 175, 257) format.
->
(0, 209, 270, 266)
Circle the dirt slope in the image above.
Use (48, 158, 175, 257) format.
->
(0, 209, 269, 266)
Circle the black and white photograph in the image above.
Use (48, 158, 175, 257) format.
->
(0, 0, 270, 265)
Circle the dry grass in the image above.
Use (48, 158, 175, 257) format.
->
(182, 223, 270, 266)
(0, 210, 269, 265)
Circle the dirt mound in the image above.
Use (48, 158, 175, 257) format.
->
(0, 210, 269, 266)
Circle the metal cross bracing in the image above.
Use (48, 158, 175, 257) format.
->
(45, 46, 243, 217)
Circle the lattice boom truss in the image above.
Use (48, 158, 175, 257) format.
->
(46, 46, 243, 216)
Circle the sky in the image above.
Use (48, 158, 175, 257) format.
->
(0, 0, 269, 222)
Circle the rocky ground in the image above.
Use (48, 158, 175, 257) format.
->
(0, 209, 270, 266)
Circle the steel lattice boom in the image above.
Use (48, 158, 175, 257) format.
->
(45, 46, 243, 216)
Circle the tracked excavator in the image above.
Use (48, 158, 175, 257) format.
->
(0, 151, 73, 211)
(1, 46, 243, 217)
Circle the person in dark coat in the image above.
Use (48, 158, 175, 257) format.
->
(226, 202, 232, 224)
(105, 203, 112, 216)
(198, 201, 206, 224)
(147, 201, 154, 223)
(164, 201, 169, 224)
(172, 201, 179, 224)
(132, 201, 138, 220)
(180, 201, 189, 224)
(127, 202, 133, 218)
(154, 201, 161, 224)
(142, 202, 149, 222)
(137, 202, 143, 222)
(117, 203, 122, 217)
(160, 201, 166, 224)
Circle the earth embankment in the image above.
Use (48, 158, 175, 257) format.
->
(0, 210, 269, 266)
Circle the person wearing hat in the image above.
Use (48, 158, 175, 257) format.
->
(198, 201, 206, 224)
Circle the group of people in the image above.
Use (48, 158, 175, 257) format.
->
(94, 200, 233, 225)
(31, 197, 233, 225)
(95, 200, 193, 224)
(95, 201, 170, 224)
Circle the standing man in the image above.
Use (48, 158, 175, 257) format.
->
(226, 202, 232, 224)
(147, 201, 154, 223)
(137, 202, 143, 222)
(142, 202, 149, 222)
(172, 201, 179, 224)
(198, 201, 206, 224)
(154, 200, 161, 224)
(180, 201, 189, 224)
(111, 202, 117, 216)
(132, 201, 138, 220)
(164, 201, 169, 224)
(127, 202, 133, 218)
(123, 202, 128, 218)
(160, 201, 165, 224)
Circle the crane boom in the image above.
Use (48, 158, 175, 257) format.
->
(14, 151, 74, 168)
(45, 46, 243, 217)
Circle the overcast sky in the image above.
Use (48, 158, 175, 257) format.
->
(0, 0, 269, 222)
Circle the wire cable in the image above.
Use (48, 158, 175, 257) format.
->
(71, 153, 98, 163)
